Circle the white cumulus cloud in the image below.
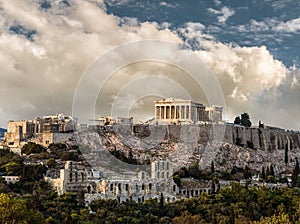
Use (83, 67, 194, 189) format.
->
(0, 0, 298, 130)
(273, 18, 300, 33)
(208, 6, 235, 24)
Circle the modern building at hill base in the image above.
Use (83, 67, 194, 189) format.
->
(154, 98, 222, 125)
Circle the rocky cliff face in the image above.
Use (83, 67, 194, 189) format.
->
(73, 124, 300, 176)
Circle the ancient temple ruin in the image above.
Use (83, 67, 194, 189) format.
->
(4, 113, 77, 148)
(154, 98, 222, 124)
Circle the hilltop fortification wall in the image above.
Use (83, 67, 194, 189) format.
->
(132, 124, 300, 151)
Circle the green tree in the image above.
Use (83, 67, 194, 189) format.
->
(243, 165, 252, 179)
(284, 142, 288, 164)
(46, 158, 57, 168)
(270, 164, 275, 177)
(173, 174, 181, 187)
(172, 211, 205, 224)
(252, 212, 292, 224)
(21, 142, 46, 155)
(241, 112, 252, 127)
(292, 158, 300, 187)
(266, 166, 270, 178)
(0, 193, 45, 224)
(4, 161, 22, 175)
(160, 192, 164, 216)
(211, 161, 215, 174)
(261, 166, 266, 180)
(234, 116, 241, 125)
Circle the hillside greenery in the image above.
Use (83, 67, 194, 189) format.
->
(0, 183, 299, 223)
(0, 142, 300, 223)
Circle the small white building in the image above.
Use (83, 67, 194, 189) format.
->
(2, 176, 20, 184)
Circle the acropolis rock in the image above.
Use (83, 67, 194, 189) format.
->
(73, 123, 300, 177)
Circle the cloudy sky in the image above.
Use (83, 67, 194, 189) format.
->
(0, 0, 299, 130)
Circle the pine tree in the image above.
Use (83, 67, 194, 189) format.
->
(261, 166, 266, 179)
(244, 165, 252, 179)
(292, 158, 300, 187)
(270, 164, 275, 177)
(234, 116, 241, 125)
(211, 180, 216, 194)
(285, 142, 288, 164)
(211, 161, 215, 174)
(160, 192, 164, 212)
(241, 112, 252, 127)
(266, 166, 270, 177)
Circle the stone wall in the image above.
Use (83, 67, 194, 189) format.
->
(31, 132, 73, 147)
(4, 120, 35, 147)
(222, 125, 300, 151)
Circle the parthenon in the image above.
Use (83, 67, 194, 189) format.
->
(154, 98, 222, 124)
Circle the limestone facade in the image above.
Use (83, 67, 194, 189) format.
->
(45, 161, 95, 195)
(5, 120, 35, 147)
(45, 159, 179, 202)
(4, 113, 76, 147)
(97, 160, 179, 203)
(179, 178, 212, 197)
(151, 160, 173, 179)
(34, 114, 76, 134)
(97, 116, 133, 126)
